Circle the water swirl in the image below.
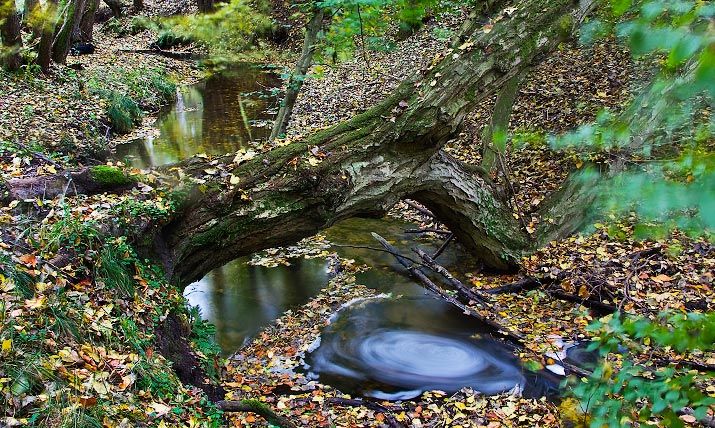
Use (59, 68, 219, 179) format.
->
(305, 297, 527, 400)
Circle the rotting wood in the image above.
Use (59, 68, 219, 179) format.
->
(216, 400, 298, 428)
(414, 247, 489, 305)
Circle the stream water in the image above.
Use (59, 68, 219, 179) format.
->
(127, 66, 574, 401)
(114, 63, 280, 169)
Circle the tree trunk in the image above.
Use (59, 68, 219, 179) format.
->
(132, 0, 142, 12)
(52, 0, 88, 64)
(77, 0, 99, 42)
(269, 7, 324, 141)
(155, 0, 594, 286)
(35, 0, 58, 73)
(196, 0, 214, 13)
(1, 5, 23, 71)
(7, 0, 596, 288)
(103, 0, 121, 17)
(480, 70, 525, 173)
(23, 0, 39, 26)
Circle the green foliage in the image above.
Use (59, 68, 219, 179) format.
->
(88, 67, 176, 134)
(539, 2, 715, 425)
(159, 0, 272, 59)
(187, 306, 222, 379)
(95, 238, 136, 298)
(106, 91, 142, 134)
(571, 312, 715, 427)
(40, 203, 100, 254)
(316, 0, 440, 61)
(549, 0, 715, 236)
(103, 16, 150, 37)
(134, 358, 181, 399)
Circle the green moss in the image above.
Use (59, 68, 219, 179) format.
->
(90, 165, 134, 186)
(556, 14, 575, 40)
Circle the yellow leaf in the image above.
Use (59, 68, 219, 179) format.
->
(2, 339, 11, 353)
(458, 41, 473, 50)
(229, 174, 240, 185)
(92, 379, 109, 396)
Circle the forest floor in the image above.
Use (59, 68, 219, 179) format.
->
(0, 3, 713, 428)
(220, 16, 715, 428)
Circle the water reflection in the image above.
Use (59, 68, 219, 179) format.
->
(115, 63, 280, 168)
(184, 217, 481, 355)
(184, 257, 328, 354)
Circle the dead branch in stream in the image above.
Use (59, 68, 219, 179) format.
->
(372, 232, 522, 341)
(414, 248, 488, 305)
(372, 232, 593, 379)
(404, 228, 452, 235)
(216, 400, 298, 428)
(432, 233, 454, 260)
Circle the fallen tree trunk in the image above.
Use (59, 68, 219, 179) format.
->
(6, 0, 597, 288)
(159, 0, 596, 283)
(6, 167, 136, 200)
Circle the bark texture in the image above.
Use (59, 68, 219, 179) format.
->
(269, 7, 324, 141)
(34, 0, 57, 72)
(1, 5, 23, 71)
(77, 0, 99, 42)
(52, 0, 88, 63)
(157, 0, 592, 286)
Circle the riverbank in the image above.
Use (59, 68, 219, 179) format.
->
(0, 5, 222, 427)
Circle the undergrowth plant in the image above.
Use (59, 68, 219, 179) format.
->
(546, 1, 715, 425)
(572, 312, 715, 427)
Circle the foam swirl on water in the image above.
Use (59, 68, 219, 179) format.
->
(305, 297, 527, 400)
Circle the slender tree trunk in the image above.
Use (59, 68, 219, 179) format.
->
(23, 0, 38, 26)
(480, 70, 525, 173)
(196, 0, 214, 13)
(77, 0, 99, 42)
(1, 5, 23, 71)
(35, 0, 58, 72)
(103, 0, 121, 17)
(51, 0, 88, 63)
(269, 7, 325, 141)
(132, 0, 142, 12)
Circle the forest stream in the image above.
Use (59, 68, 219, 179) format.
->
(115, 65, 593, 402)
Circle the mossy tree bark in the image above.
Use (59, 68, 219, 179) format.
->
(4, 0, 597, 287)
(34, 0, 57, 72)
(156, 0, 596, 286)
(51, 0, 88, 63)
(1, 4, 23, 71)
